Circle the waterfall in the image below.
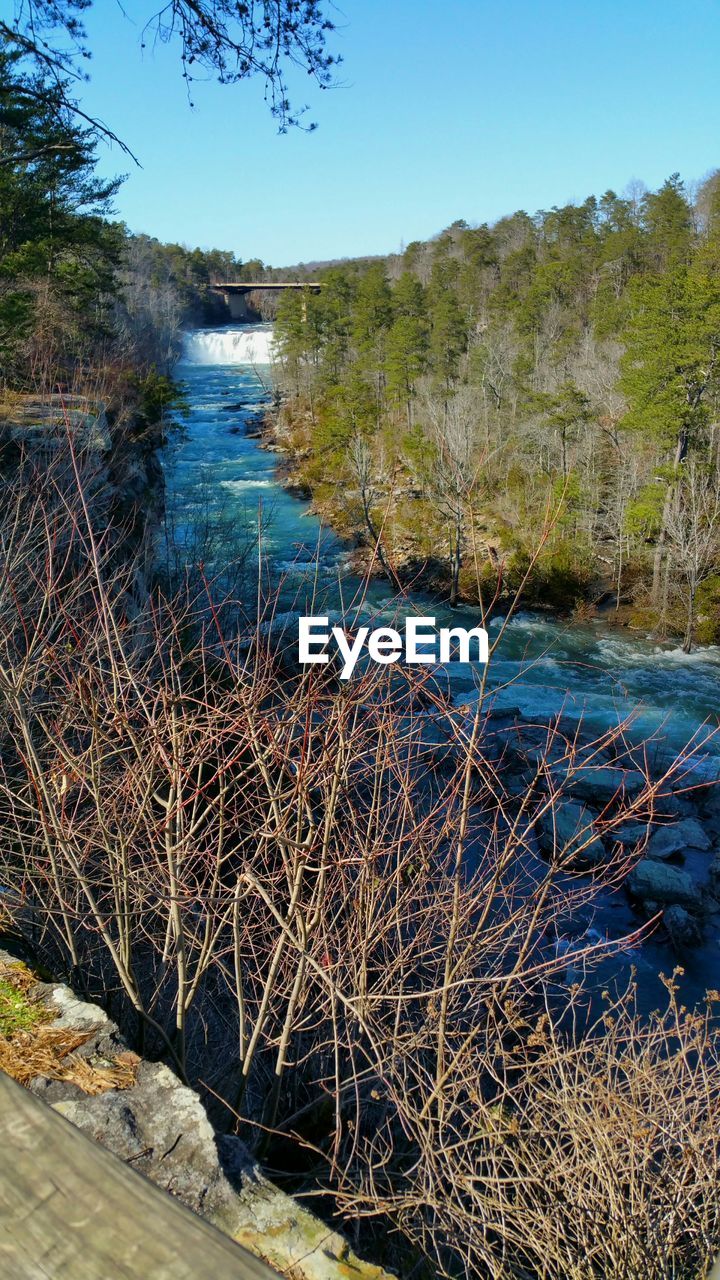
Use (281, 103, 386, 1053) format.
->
(181, 325, 276, 366)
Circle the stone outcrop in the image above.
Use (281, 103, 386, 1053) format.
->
(0, 393, 110, 456)
(0, 950, 394, 1280)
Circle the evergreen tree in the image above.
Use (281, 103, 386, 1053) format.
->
(351, 264, 393, 364)
(621, 200, 720, 617)
(0, 48, 121, 381)
(429, 288, 466, 390)
(385, 314, 427, 424)
(641, 174, 694, 271)
(392, 270, 426, 319)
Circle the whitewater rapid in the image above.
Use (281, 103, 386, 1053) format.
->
(166, 324, 720, 1012)
(182, 324, 276, 366)
(172, 325, 720, 768)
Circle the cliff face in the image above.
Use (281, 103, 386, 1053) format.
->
(0, 948, 395, 1280)
(0, 390, 166, 601)
(0, 393, 111, 448)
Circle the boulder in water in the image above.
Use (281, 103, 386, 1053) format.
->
(613, 820, 651, 846)
(663, 904, 702, 947)
(539, 800, 605, 868)
(646, 817, 711, 861)
(626, 859, 701, 910)
(559, 765, 646, 804)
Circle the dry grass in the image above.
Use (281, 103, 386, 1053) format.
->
(0, 960, 138, 1093)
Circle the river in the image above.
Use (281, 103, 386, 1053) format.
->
(172, 323, 720, 1011)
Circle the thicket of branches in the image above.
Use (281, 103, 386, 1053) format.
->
(1, 434, 719, 1278)
(2, 15, 720, 1269)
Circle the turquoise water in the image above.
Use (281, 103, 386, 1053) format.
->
(174, 325, 720, 773)
(170, 324, 720, 1011)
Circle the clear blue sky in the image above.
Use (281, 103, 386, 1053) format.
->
(76, 0, 720, 266)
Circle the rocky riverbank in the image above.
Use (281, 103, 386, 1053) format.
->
(254, 398, 720, 969)
(506, 709, 720, 946)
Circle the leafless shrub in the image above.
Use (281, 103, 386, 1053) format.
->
(0, 435, 719, 1278)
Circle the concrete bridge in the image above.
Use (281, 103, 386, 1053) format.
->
(211, 281, 323, 321)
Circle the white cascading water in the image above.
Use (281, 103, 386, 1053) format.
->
(182, 325, 276, 365)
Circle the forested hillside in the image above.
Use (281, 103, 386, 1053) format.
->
(273, 175, 720, 650)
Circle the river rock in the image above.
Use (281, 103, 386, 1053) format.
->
(613, 820, 651, 846)
(558, 765, 646, 804)
(663, 904, 702, 947)
(646, 817, 711, 861)
(539, 800, 605, 867)
(626, 859, 702, 910)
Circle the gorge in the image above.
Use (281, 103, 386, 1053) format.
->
(171, 322, 720, 1016)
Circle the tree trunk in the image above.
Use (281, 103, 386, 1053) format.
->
(615, 536, 623, 612)
(449, 529, 461, 608)
(683, 583, 696, 654)
(361, 490, 398, 588)
(651, 427, 689, 610)
(657, 548, 674, 638)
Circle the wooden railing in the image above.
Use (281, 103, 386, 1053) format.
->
(2, 1068, 718, 1278)
(0, 1071, 279, 1279)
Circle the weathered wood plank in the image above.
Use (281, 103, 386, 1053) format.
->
(0, 1071, 279, 1280)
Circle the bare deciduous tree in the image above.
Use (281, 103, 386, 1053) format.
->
(665, 456, 720, 651)
(421, 386, 484, 605)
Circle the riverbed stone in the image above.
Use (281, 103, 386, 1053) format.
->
(646, 817, 711, 861)
(626, 859, 702, 910)
(613, 820, 651, 846)
(663, 904, 702, 947)
(559, 765, 647, 804)
(539, 800, 605, 867)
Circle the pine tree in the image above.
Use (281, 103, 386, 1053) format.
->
(429, 289, 466, 391)
(621, 189, 720, 618)
(0, 49, 122, 381)
(385, 314, 427, 424)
